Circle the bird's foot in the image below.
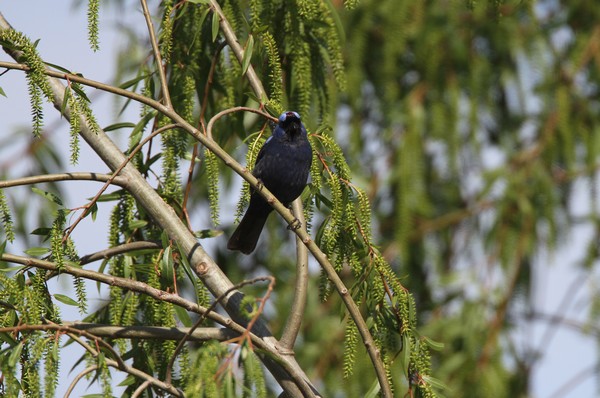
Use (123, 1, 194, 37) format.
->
(255, 178, 264, 191)
(287, 218, 302, 231)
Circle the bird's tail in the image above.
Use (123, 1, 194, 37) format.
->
(227, 210, 269, 254)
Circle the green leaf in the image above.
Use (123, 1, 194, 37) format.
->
(161, 245, 174, 282)
(31, 187, 63, 206)
(89, 202, 98, 222)
(44, 62, 72, 74)
(187, 0, 209, 3)
(60, 85, 71, 118)
(242, 34, 254, 75)
(174, 305, 192, 327)
(421, 374, 450, 391)
(0, 331, 18, 346)
(71, 83, 91, 103)
(24, 247, 50, 257)
(54, 294, 79, 307)
(93, 190, 125, 202)
(194, 229, 223, 239)
(364, 379, 381, 398)
(118, 73, 150, 90)
(30, 227, 52, 236)
(423, 336, 445, 351)
(127, 219, 147, 230)
(0, 86, 6, 97)
(211, 10, 220, 42)
(103, 122, 136, 132)
(8, 341, 23, 367)
(117, 375, 136, 387)
(128, 111, 156, 152)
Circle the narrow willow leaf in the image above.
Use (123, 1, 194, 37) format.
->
(118, 73, 150, 89)
(24, 247, 50, 257)
(174, 305, 192, 327)
(194, 229, 223, 238)
(8, 342, 23, 367)
(60, 85, 71, 118)
(117, 375, 136, 387)
(211, 10, 220, 42)
(31, 187, 63, 206)
(93, 190, 125, 202)
(54, 294, 79, 307)
(0, 86, 6, 97)
(128, 111, 156, 152)
(103, 122, 136, 132)
(242, 35, 254, 75)
(89, 202, 98, 221)
(30, 227, 52, 237)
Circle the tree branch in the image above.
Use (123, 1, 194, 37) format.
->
(140, 0, 172, 108)
(0, 172, 127, 189)
(279, 199, 309, 350)
(208, 0, 266, 101)
(0, 322, 238, 342)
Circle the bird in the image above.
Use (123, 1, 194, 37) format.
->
(227, 111, 313, 254)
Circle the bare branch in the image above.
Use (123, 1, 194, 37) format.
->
(64, 365, 98, 398)
(63, 123, 180, 241)
(79, 241, 162, 265)
(0, 172, 126, 189)
(62, 322, 239, 342)
(140, 0, 172, 108)
(279, 199, 308, 350)
(208, 0, 266, 100)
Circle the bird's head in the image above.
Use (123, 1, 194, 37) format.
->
(278, 111, 304, 137)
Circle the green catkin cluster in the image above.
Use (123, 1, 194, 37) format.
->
(160, 0, 174, 63)
(0, 189, 15, 242)
(235, 133, 266, 222)
(0, 29, 54, 136)
(262, 31, 284, 112)
(186, 341, 229, 397)
(86, 0, 100, 51)
(242, 346, 267, 398)
(205, 147, 221, 226)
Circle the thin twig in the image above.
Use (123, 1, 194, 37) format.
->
(0, 172, 127, 189)
(206, 106, 277, 140)
(140, 0, 172, 108)
(165, 276, 273, 385)
(63, 123, 180, 242)
(131, 380, 152, 398)
(64, 364, 98, 398)
(208, 0, 266, 100)
(182, 41, 227, 226)
(60, 322, 238, 341)
(79, 241, 162, 265)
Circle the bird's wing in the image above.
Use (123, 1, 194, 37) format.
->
(252, 136, 273, 179)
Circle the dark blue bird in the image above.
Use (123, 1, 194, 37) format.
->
(228, 111, 312, 254)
